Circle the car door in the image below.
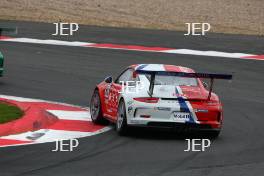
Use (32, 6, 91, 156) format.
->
(106, 68, 134, 120)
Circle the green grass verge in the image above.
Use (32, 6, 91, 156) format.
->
(0, 102, 23, 124)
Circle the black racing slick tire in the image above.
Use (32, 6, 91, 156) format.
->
(202, 130, 221, 139)
(90, 89, 107, 124)
(209, 130, 221, 138)
(116, 99, 128, 135)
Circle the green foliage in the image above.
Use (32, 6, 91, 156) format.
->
(0, 103, 23, 124)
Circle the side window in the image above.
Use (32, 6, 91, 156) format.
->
(115, 69, 133, 84)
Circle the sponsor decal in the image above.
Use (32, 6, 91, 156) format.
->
(127, 100, 133, 105)
(128, 106, 133, 113)
(172, 93, 187, 97)
(194, 109, 208, 113)
(154, 107, 171, 111)
(172, 112, 191, 121)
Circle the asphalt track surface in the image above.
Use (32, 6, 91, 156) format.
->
(0, 20, 264, 176)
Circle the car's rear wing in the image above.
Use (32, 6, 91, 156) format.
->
(135, 70, 233, 100)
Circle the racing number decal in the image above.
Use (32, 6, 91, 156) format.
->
(106, 83, 121, 117)
(104, 84, 111, 98)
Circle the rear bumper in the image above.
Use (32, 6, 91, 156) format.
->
(128, 118, 221, 131)
(127, 101, 222, 130)
(147, 122, 220, 131)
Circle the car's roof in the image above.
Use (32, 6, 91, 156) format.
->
(130, 64, 195, 73)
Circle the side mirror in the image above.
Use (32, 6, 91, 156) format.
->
(104, 76, 113, 83)
(202, 81, 208, 88)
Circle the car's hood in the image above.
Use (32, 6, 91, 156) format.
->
(152, 85, 208, 100)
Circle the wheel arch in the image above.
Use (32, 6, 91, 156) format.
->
(117, 95, 131, 121)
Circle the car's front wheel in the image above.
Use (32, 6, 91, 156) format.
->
(116, 99, 128, 135)
(90, 89, 106, 124)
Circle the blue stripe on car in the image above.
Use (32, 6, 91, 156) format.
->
(136, 64, 148, 70)
(175, 87, 195, 123)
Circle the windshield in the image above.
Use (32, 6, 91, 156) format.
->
(144, 74, 198, 86)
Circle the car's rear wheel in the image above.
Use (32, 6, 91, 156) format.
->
(116, 99, 128, 135)
(90, 89, 106, 124)
(209, 130, 221, 138)
(202, 130, 220, 138)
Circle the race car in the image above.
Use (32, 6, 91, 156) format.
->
(90, 64, 232, 137)
(0, 27, 17, 77)
(0, 51, 3, 77)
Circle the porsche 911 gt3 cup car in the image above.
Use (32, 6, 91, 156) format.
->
(0, 51, 4, 77)
(90, 64, 232, 137)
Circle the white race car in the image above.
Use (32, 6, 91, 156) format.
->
(90, 64, 232, 137)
